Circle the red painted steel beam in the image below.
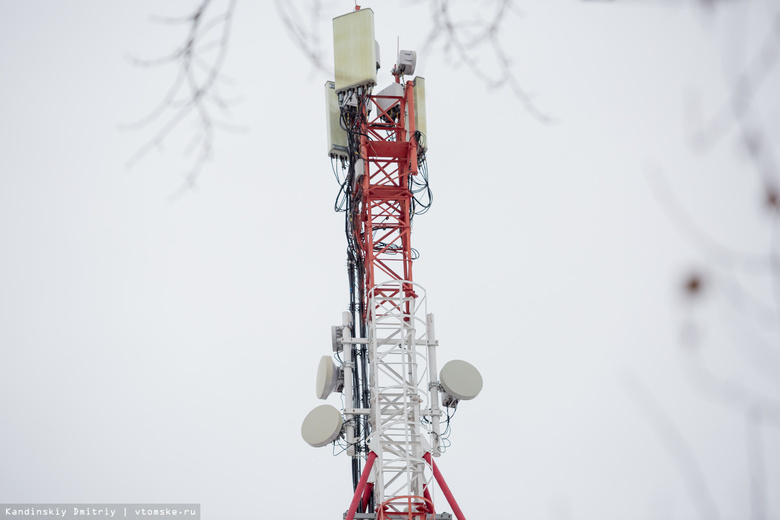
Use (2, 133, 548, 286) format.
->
(423, 485, 433, 512)
(354, 86, 418, 317)
(360, 482, 375, 513)
(346, 451, 378, 520)
(368, 141, 408, 158)
(423, 453, 466, 520)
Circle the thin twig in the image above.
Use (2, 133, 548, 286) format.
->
(424, 0, 552, 122)
(125, 0, 241, 192)
(622, 373, 722, 520)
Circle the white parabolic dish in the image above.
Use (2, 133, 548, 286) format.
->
(439, 360, 483, 401)
(316, 355, 338, 400)
(301, 404, 344, 447)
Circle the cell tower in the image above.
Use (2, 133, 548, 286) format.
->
(302, 8, 483, 520)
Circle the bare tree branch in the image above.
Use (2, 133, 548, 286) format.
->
(746, 408, 767, 520)
(622, 373, 722, 520)
(689, 11, 780, 151)
(273, 0, 552, 121)
(644, 165, 778, 271)
(423, 0, 553, 122)
(274, 0, 331, 74)
(125, 0, 243, 193)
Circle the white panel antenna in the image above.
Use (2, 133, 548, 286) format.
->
(325, 81, 348, 158)
(333, 9, 377, 93)
(412, 77, 427, 150)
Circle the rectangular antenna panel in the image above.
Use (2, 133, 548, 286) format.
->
(413, 77, 427, 151)
(333, 9, 377, 93)
(325, 81, 348, 158)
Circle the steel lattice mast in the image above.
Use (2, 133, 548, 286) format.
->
(302, 7, 483, 520)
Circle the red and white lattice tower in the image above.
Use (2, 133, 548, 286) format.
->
(302, 8, 483, 520)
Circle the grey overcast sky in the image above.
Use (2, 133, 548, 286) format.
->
(0, 1, 778, 519)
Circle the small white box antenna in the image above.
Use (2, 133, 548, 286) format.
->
(398, 50, 416, 76)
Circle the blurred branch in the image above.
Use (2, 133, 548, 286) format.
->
(274, 0, 330, 74)
(125, 0, 243, 194)
(273, 0, 552, 121)
(689, 11, 780, 152)
(644, 165, 778, 271)
(746, 408, 767, 520)
(622, 373, 722, 520)
(680, 342, 780, 424)
(423, 0, 553, 122)
(638, 4, 780, 519)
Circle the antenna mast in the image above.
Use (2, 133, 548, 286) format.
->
(302, 8, 483, 520)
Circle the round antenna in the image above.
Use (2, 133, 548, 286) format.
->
(301, 405, 344, 447)
(440, 360, 483, 405)
(316, 355, 339, 399)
